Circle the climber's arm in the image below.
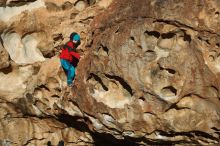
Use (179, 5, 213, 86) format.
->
(70, 51, 80, 60)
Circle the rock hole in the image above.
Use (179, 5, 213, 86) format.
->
(146, 50, 155, 53)
(51, 95, 60, 98)
(161, 86, 177, 97)
(144, 50, 157, 61)
(101, 45, 109, 55)
(57, 140, 64, 146)
(47, 141, 52, 146)
(57, 114, 91, 132)
(43, 50, 56, 58)
(115, 28, 119, 33)
(130, 36, 135, 41)
(105, 74, 133, 96)
(87, 73, 108, 91)
(144, 30, 160, 38)
(53, 33, 63, 42)
(215, 11, 219, 17)
(216, 43, 219, 48)
(0, 64, 12, 74)
(139, 97, 145, 101)
(166, 69, 176, 74)
(70, 12, 78, 19)
(159, 64, 176, 74)
(87, 0, 96, 5)
(211, 127, 220, 131)
(33, 65, 40, 75)
(37, 85, 50, 91)
(183, 32, 191, 42)
(7, 0, 37, 7)
(205, 39, 211, 45)
(161, 32, 176, 39)
(198, 36, 202, 41)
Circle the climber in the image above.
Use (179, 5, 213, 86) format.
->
(60, 32, 81, 87)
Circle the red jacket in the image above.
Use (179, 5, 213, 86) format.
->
(60, 41, 80, 62)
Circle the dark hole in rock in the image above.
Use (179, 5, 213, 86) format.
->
(100, 45, 109, 55)
(206, 40, 211, 45)
(198, 36, 202, 41)
(54, 87, 61, 92)
(62, 1, 72, 10)
(159, 65, 176, 74)
(87, 0, 96, 5)
(139, 97, 145, 101)
(47, 141, 52, 146)
(43, 50, 56, 58)
(211, 127, 220, 131)
(215, 11, 220, 15)
(161, 32, 176, 39)
(57, 140, 64, 146)
(87, 73, 108, 91)
(146, 50, 155, 53)
(183, 33, 191, 42)
(144, 50, 157, 61)
(166, 69, 176, 74)
(161, 86, 177, 96)
(33, 65, 40, 75)
(105, 74, 133, 96)
(51, 95, 60, 98)
(53, 33, 63, 41)
(0, 64, 12, 74)
(145, 30, 160, 38)
(216, 43, 220, 48)
(115, 28, 119, 33)
(70, 12, 78, 19)
(37, 85, 50, 91)
(130, 36, 135, 41)
(7, 0, 37, 7)
(193, 131, 219, 141)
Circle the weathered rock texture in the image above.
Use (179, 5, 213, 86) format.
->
(1, 0, 220, 145)
(75, 0, 220, 145)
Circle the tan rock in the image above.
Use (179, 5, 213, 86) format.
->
(0, 41, 9, 69)
(1, 0, 220, 145)
(1, 32, 45, 65)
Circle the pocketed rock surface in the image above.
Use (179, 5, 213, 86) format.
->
(0, 0, 220, 145)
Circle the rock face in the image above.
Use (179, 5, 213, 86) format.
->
(1, 0, 220, 145)
(74, 0, 220, 145)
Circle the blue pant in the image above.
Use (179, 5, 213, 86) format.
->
(60, 59, 75, 85)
